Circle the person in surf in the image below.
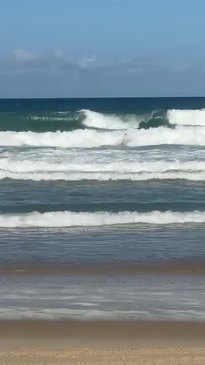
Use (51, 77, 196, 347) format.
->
(121, 131, 128, 145)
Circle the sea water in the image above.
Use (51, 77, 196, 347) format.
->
(0, 97, 205, 320)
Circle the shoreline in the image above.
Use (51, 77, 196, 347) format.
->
(1, 259, 205, 275)
(1, 320, 205, 343)
(0, 321, 205, 364)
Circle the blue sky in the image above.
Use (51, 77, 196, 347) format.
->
(1, 0, 205, 97)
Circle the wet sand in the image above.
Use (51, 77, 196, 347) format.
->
(0, 321, 204, 364)
(1, 259, 205, 275)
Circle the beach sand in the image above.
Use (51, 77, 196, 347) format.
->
(0, 321, 204, 364)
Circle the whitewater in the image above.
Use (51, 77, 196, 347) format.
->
(1, 124, 205, 148)
(2, 106, 205, 148)
(0, 100, 205, 222)
(1, 159, 205, 181)
(0, 210, 205, 228)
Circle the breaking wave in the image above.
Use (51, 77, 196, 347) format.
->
(81, 109, 141, 129)
(0, 210, 204, 227)
(167, 109, 205, 126)
(81, 108, 205, 130)
(2, 107, 205, 132)
(1, 171, 205, 181)
(1, 126, 205, 148)
(1, 160, 205, 181)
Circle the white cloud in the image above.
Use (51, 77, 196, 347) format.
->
(14, 49, 39, 63)
(54, 50, 64, 59)
(78, 54, 96, 69)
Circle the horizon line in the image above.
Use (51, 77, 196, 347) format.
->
(1, 96, 205, 100)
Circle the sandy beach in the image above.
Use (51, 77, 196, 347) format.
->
(0, 320, 204, 364)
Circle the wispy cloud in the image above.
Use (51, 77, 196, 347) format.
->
(2, 48, 205, 98)
(14, 49, 66, 66)
(0, 48, 205, 96)
(78, 55, 97, 69)
(54, 50, 64, 59)
(14, 49, 39, 63)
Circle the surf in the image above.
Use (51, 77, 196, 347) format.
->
(1, 159, 205, 181)
(1, 125, 205, 148)
(167, 109, 205, 126)
(80, 109, 141, 129)
(0, 210, 205, 227)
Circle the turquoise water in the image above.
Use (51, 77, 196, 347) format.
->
(0, 97, 205, 320)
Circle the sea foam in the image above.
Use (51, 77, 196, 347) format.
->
(167, 109, 205, 126)
(0, 159, 205, 181)
(81, 109, 140, 129)
(0, 210, 204, 227)
(1, 126, 205, 148)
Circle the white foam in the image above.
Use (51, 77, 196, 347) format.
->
(167, 109, 205, 126)
(1, 159, 205, 173)
(30, 115, 72, 122)
(0, 210, 204, 227)
(1, 159, 205, 181)
(1, 126, 205, 148)
(0, 130, 121, 148)
(56, 111, 70, 114)
(1, 171, 205, 181)
(81, 109, 140, 129)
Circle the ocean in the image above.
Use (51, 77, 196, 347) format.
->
(0, 97, 205, 321)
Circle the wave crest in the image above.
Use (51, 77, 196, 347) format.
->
(0, 210, 204, 227)
(81, 109, 140, 130)
(1, 126, 205, 147)
(167, 109, 205, 126)
(1, 160, 205, 181)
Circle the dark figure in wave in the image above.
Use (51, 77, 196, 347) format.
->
(121, 131, 129, 146)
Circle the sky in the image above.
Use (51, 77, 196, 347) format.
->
(1, 0, 205, 97)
